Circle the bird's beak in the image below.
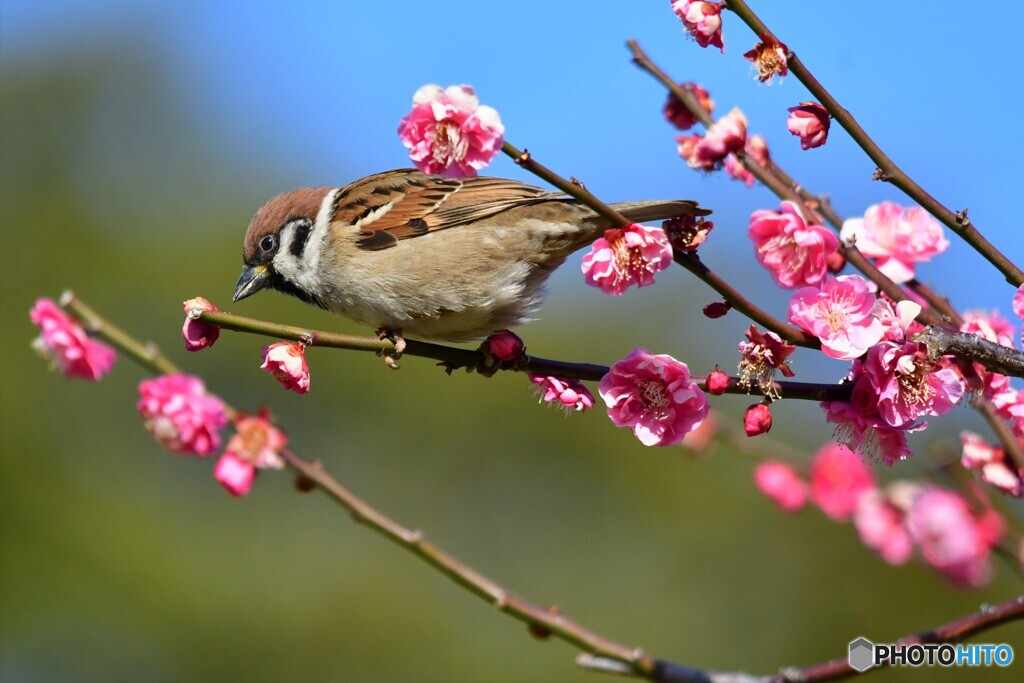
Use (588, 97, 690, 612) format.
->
(233, 264, 270, 302)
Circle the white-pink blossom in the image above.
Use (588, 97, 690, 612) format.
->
(840, 202, 948, 283)
(788, 275, 884, 360)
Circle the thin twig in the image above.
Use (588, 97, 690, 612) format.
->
(194, 308, 850, 401)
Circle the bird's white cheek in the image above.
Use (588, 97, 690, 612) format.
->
(273, 251, 322, 294)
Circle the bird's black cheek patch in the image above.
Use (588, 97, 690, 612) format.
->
(289, 220, 312, 258)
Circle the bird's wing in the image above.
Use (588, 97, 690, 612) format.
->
(330, 169, 561, 251)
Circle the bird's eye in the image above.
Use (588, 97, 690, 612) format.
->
(260, 235, 276, 252)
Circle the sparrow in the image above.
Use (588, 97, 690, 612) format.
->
(233, 168, 708, 347)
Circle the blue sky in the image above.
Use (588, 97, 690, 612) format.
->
(3, 0, 1022, 313)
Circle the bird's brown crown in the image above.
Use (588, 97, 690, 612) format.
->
(243, 187, 332, 263)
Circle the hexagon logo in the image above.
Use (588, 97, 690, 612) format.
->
(848, 637, 875, 672)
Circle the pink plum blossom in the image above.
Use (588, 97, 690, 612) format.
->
(30, 298, 116, 381)
(821, 367, 920, 465)
(874, 299, 923, 344)
(960, 309, 1016, 348)
(862, 339, 964, 428)
(808, 443, 875, 521)
(906, 489, 1001, 587)
(664, 215, 713, 252)
(748, 201, 839, 290)
(261, 342, 310, 394)
(788, 275, 884, 360)
(724, 135, 769, 187)
(743, 403, 772, 437)
(676, 134, 703, 168)
(959, 310, 1015, 402)
(214, 452, 256, 497)
(681, 410, 718, 452)
(213, 412, 288, 497)
(786, 102, 830, 150)
(840, 202, 949, 284)
(137, 374, 228, 456)
(672, 1, 724, 52)
(227, 412, 288, 470)
(753, 461, 807, 512)
(744, 38, 788, 83)
(663, 82, 714, 130)
(599, 347, 710, 447)
(854, 487, 913, 564)
(960, 432, 1023, 496)
(528, 375, 594, 413)
(397, 84, 504, 178)
(746, 134, 770, 167)
(692, 108, 747, 169)
(487, 329, 525, 362)
(581, 223, 673, 295)
(724, 156, 754, 187)
(182, 297, 220, 352)
(737, 325, 796, 394)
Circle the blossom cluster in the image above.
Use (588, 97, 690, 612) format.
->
(754, 445, 1003, 587)
(137, 374, 285, 497)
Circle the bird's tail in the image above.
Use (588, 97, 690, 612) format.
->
(608, 199, 711, 225)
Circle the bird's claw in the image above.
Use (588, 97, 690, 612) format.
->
(377, 328, 405, 370)
(475, 342, 502, 378)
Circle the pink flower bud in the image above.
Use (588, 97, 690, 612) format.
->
(753, 461, 807, 511)
(182, 297, 220, 352)
(704, 368, 729, 395)
(30, 297, 116, 381)
(702, 300, 731, 319)
(786, 102, 830, 150)
(825, 250, 846, 274)
(260, 342, 310, 394)
(744, 403, 772, 437)
(214, 452, 256, 497)
(486, 329, 526, 362)
(662, 82, 714, 130)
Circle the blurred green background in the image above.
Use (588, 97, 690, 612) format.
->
(2, 2, 1022, 682)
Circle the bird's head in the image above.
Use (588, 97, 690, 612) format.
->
(233, 187, 335, 309)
